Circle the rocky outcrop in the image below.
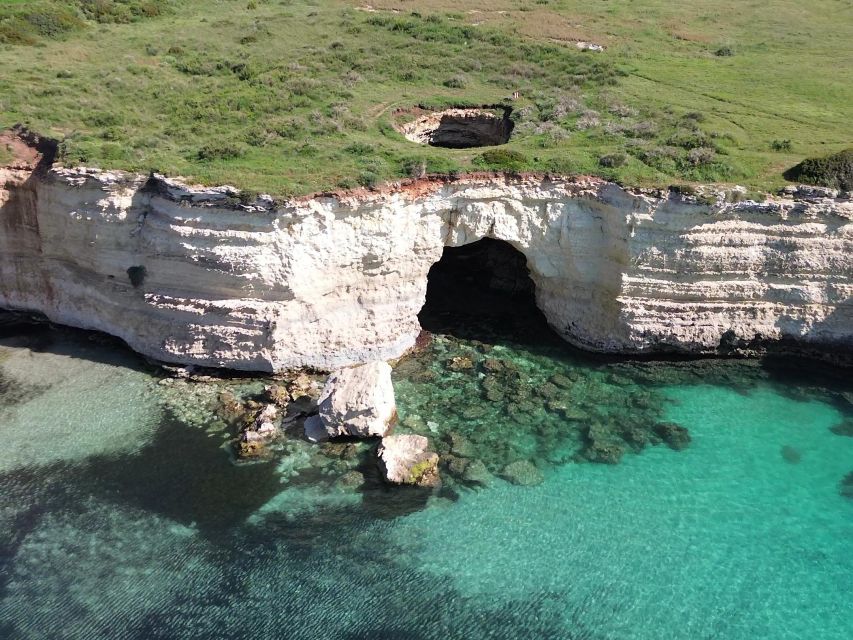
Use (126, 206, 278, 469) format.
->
(236, 404, 281, 458)
(1, 153, 852, 371)
(378, 434, 440, 487)
(304, 361, 396, 442)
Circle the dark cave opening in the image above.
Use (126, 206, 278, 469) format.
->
(427, 112, 513, 149)
(398, 108, 514, 149)
(417, 238, 559, 346)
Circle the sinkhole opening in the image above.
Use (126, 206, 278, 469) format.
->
(418, 238, 556, 345)
(398, 107, 513, 149)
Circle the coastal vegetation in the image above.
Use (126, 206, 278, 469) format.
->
(1, 0, 851, 195)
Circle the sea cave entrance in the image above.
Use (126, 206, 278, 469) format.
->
(418, 238, 557, 346)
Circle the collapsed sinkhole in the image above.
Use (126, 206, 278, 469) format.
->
(418, 238, 557, 345)
(397, 107, 513, 149)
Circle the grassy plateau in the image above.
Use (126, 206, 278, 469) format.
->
(0, 0, 851, 196)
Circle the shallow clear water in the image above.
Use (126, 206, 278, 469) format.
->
(1, 322, 852, 640)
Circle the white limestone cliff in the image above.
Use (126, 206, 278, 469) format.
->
(1, 159, 851, 371)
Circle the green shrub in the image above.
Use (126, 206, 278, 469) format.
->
(783, 149, 853, 190)
(714, 45, 734, 57)
(771, 139, 792, 152)
(443, 73, 467, 88)
(475, 149, 529, 171)
(197, 142, 248, 161)
(357, 170, 380, 188)
(599, 153, 628, 168)
(401, 157, 427, 178)
(344, 142, 373, 156)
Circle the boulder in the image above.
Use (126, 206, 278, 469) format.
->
(378, 434, 440, 487)
(304, 361, 396, 442)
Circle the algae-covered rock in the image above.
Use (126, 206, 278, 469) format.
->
(264, 384, 290, 407)
(378, 434, 440, 487)
(500, 460, 544, 486)
(236, 403, 281, 458)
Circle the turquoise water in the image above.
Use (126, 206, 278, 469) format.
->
(1, 321, 852, 639)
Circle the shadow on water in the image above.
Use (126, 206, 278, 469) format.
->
(74, 412, 283, 539)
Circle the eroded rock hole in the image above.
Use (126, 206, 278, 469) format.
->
(399, 108, 513, 149)
(418, 238, 556, 345)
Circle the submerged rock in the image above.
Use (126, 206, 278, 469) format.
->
(378, 434, 440, 487)
(549, 373, 574, 389)
(448, 355, 475, 371)
(216, 389, 248, 424)
(581, 423, 626, 464)
(446, 431, 476, 458)
(654, 422, 692, 450)
(840, 472, 853, 500)
(236, 403, 281, 458)
(829, 418, 853, 437)
(462, 459, 493, 486)
(500, 460, 544, 486)
(305, 361, 397, 442)
(781, 445, 802, 464)
(336, 470, 365, 490)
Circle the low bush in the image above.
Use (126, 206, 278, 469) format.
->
(442, 74, 467, 89)
(599, 153, 628, 168)
(783, 149, 853, 191)
(401, 157, 427, 178)
(197, 142, 248, 161)
(475, 149, 529, 171)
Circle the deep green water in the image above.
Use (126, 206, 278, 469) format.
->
(1, 321, 852, 640)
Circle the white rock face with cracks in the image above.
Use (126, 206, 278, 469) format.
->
(1, 165, 852, 371)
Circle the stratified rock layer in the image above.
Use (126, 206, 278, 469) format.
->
(1, 162, 851, 371)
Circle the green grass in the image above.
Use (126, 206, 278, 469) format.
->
(0, 0, 851, 196)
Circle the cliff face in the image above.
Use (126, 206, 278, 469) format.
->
(1, 161, 851, 372)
